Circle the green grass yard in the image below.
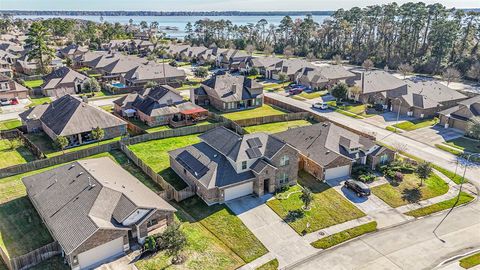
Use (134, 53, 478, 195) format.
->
(29, 255, 69, 270)
(28, 96, 51, 107)
(444, 137, 480, 153)
(327, 101, 378, 118)
(23, 80, 43, 89)
(99, 105, 114, 112)
(221, 105, 287, 121)
(311, 221, 377, 249)
(0, 150, 161, 258)
(243, 120, 313, 134)
(460, 252, 480, 269)
(266, 172, 365, 235)
(392, 118, 438, 131)
(0, 119, 21, 131)
(128, 134, 202, 190)
(178, 196, 267, 263)
(371, 173, 449, 208)
(256, 259, 279, 270)
(405, 192, 474, 217)
(0, 139, 36, 169)
(298, 90, 328, 99)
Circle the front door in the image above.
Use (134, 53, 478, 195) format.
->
(263, 179, 270, 194)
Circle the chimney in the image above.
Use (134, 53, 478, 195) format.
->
(231, 84, 237, 94)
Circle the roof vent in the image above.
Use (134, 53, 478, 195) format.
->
(87, 177, 95, 188)
(326, 150, 331, 154)
(213, 154, 218, 158)
(77, 172, 83, 177)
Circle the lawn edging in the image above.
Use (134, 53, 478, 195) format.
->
(310, 221, 377, 249)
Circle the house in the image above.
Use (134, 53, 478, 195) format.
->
(72, 50, 110, 69)
(297, 65, 356, 90)
(15, 54, 64, 75)
(274, 123, 394, 180)
(20, 94, 127, 146)
(114, 85, 207, 128)
(167, 44, 190, 59)
(59, 44, 89, 59)
(438, 95, 480, 131)
(249, 57, 283, 77)
(41, 67, 89, 97)
(217, 49, 250, 71)
(346, 69, 407, 105)
(0, 74, 28, 99)
(23, 157, 176, 270)
(197, 48, 217, 65)
(0, 59, 13, 78)
(168, 126, 299, 204)
(270, 59, 315, 81)
(192, 74, 264, 112)
(179, 46, 208, 62)
(0, 41, 24, 54)
(121, 62, 186, 88)
(390, 81, 467, 118)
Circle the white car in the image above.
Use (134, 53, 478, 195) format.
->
(312, 102, 328, 110)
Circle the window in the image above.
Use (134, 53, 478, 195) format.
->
(147, 218, 159, 228)
(280, 155, 290, 167)
(241, 161, 247, 170)
(277, 173, 288, 184)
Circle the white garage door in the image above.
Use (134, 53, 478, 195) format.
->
(78, 237, 124, 269)
(224, 182, 253, 201)
(325, 165, 350, 180)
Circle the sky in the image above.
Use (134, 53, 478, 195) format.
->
(1, 0, 479, 11)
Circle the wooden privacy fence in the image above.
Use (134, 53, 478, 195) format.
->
(234, 112, 311, 128)
(0, 129, 46, 159)
(1, 242, 60, 270)
(120, 142, 195, 202)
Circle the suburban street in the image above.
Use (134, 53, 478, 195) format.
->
(265, 92, 480, 185)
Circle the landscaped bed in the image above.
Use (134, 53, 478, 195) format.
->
(460, 252, 480, 269)
(128, 134, 202, 190)
(178, 196, 268, 263)
(371, 172, 449, 208)
(221, 105, 287, 121)
(392, 118, 438, 131)
(310, 221, 377, 249)
(266, 172, 365, 235)
(0, 150, 161, 259)
(243, 120, 313, 134)
(0, 119, 22, 131)
(404, 192, 474, 217)
(0, 139, 36, 169)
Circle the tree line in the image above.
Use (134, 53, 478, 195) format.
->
(185, 2, 480, 78)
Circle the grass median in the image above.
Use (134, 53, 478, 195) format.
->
(404, 192, 475, 218)
(311, 221, 377, 249)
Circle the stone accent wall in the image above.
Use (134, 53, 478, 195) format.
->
(269, 144, 299, 187)
(137, 210, 174, 242)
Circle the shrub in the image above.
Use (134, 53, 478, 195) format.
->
(394, 172, 404, 181)
(358, 174, 376, 183)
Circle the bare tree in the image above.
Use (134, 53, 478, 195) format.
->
(398, 63, 414, 79)
(306, 52, 315, 62)
(392, 142, 408, 154)
(467, 62, 480, 83)
(442, 67, 461, 85)
(332, 55, 342, 65)
(283, 45, 294, 59)
(245, 44, 256, 56)
(362, 59, 374, 71)
(263, 44, 274, 57)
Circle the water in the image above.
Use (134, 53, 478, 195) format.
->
(14, 15, 329, 38)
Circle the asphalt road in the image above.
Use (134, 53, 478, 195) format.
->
(265, 92, 480, 185)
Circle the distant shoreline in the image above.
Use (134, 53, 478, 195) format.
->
(0, 10, 334, 17)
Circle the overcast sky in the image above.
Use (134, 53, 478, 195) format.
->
(1, 0, 478, 11)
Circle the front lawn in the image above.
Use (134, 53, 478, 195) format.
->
(263, 82, 290, 92)
(444, 137, 480, 153)
(0, 139, 36, 169)
(266, 172, 365, 235)
(99, 105, 114, 112)
(256, 259, 279, 270)
(221, 105, 287, 121)
(29, 255, 69, 270)
(244, 120, 313, 134)
(179, 197, 267, 263)
(24, 80, 43, 89)
(0, 150, 161, 258)
(135, 211, 244, 270)
(371, 172, 449, 208)
(392, 118, 438, 131)
(311, 221, 377, 249)
(28, 96, 51, 107)
(0, 119, 21, 131)
(460, 252, 480, 269)
(298, 90, 328, 99)
(328, 101, 377, 118)
(128, 134, 202, 190)
(404, 192, 474, 217)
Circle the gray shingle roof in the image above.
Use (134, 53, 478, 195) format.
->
(41, 67, 88, 90)
(22, 157, 175, 255)
(353, 70, 407, 94)
(199, 74, 263, 102)
(400, 81, 467, 109)
(40, 94, 126, 136)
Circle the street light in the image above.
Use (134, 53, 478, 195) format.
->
(433, 153, 480, 239)
(392, 97, 403, 134)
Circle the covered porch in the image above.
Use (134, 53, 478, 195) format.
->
(169, 107, 209, 128)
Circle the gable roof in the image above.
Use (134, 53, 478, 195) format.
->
(353, 70, 407, 94)
(39, 94, 126, 136)
(200, 74, 263, 102)
(123, 62, 185, 81)
(41, 67, 88, 90)
(439, 95, 480, 120)
(400, 81, 467, 109)
(22, 157, 175, 255)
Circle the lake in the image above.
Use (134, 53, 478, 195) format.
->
(14, 15, 329, 38)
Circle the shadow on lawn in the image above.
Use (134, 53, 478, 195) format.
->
(401, 187, 422, 204)
(285, 209, 305, 223)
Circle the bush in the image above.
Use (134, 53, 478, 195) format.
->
(394, 172, 404, 181)
(358, 174, 376, 183)
(169, 60, 178, 67)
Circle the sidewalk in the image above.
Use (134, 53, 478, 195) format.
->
(236, 252, 276, 270)
(303, 215, 375, 243)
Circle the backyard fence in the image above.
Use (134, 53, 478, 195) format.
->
(0, 242, 60, 270)
(112, 111, 146, 136)
(265, 96, 377, 140)
(120, 142, 195, 202)
(234, 112, 312, 128)
(0, 129, 46, 159)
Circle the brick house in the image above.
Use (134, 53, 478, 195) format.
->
(120, 62, 186, 88)
(114, 85, 207, 128)
(41, 67, 89, 97)
(297, 65, 356, 90)
(438, 95, 480, 132)
(273, 123, 394, 180)
(168, 127, 299, 205)
(58, 44, 89, 59)
(23, 157, 176, 270)
(20, 94, 127, 147)
(0, 74, 28, 99)
(192, 74, 264, 112)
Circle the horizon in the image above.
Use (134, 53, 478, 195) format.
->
(1, 0, 479, 12)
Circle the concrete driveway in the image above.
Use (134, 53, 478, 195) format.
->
(94, 250, 140, 270)
(326, 178, 412, 229)
(362, 112, 417, 129)
(226, 195, 316, 268)
(404, 125, 464, 146)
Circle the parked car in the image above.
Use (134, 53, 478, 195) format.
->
(10, 98, 19, 105)
(289, 88, 303, 95)
(0, 98, 10, 106)
(344, 180, 371, 197)
(312, 102, 329, 110)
